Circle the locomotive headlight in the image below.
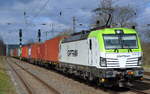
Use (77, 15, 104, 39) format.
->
(115, 30, 124, 34)
(100, 57, 107, 67)
(138, 57, 142, 66)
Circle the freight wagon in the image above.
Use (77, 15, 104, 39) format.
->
(21, 46, 28, 58)
(44, 36, 66, 62)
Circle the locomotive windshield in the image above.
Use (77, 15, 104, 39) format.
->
(103, 34, 138, 49)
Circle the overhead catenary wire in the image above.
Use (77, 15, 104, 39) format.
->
(20, 0, 51, 42)
(18, 0, 49, 43)
(22, 0, 51, 27)
(33, 0, 50, 19)
(4, 0, 150, 44)
(29, 0, 43, 15)
(26, 0, 149, 26)
(18, 0, 150, 30)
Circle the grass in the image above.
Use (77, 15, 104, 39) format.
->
(0, 57, 16, 94)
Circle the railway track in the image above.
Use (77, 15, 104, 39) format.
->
(9, 58, 150, 94)
(7, 58, 60, 94)
(7, 58, 33, 94)
(129, 87, 150, 94)
(127, 71, 150, 94)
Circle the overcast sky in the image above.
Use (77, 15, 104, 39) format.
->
(0, 0, 150, 44)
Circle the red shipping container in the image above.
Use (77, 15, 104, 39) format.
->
(13, 48, 18, 57)
(39, 43, 45, 60)
(44, 36, 66, 62)
(31, 43, 40, 59)
(37, 44, 41, 59)
(21, 46, 29, 58)
(10, 49, 13, 56)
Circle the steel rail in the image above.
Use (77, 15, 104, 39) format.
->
(129, 87, 149, 94)
(7, 59, 33, 94)
(11, 59, 60, 94)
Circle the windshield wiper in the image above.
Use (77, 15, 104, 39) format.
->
(122, 40, 132, 52)
(114, 48, 119, 53)
(124, 45, 132, 52)
(128, 47, 132, 52)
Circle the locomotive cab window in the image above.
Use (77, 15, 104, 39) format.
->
(103, 34, 138, 49)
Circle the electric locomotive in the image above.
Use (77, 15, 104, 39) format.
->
(59, 28, 144, 87)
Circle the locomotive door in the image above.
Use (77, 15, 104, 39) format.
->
(88, 38, 95, 66)
(88, 38, 98, 66)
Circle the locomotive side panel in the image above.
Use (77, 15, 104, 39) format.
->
(60, 39, 89, 66)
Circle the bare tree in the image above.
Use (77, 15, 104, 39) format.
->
(92, 0, 136, 28)
(92, 0, 114, 27)
(112, 6, 136, 27)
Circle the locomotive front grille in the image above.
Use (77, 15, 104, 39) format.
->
(126, 57, 138, 67)
(106, 58, 119, 67)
